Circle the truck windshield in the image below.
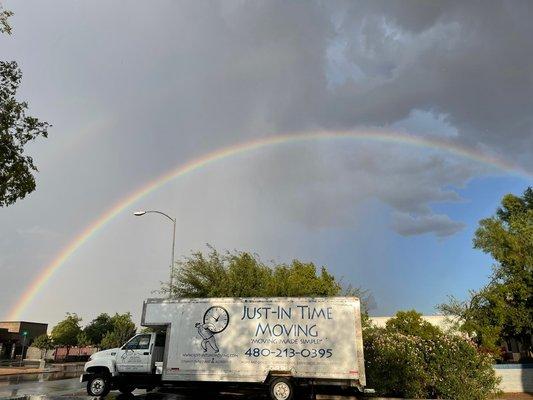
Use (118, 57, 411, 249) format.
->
(122, 334, 151, 350)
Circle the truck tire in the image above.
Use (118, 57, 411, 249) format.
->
(118, 385, 135, 394)
(269, 377, 294, 400)
(87, 375, 111, 397)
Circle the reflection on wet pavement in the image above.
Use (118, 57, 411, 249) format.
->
(0, 376, 267, 400)
(0, 375, 359, 399)
(0, 376, 83, 399)
(0, 372, 82, 386)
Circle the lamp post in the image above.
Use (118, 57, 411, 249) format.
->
(19, 330, 28, 367)
(134, 210, 176, 298)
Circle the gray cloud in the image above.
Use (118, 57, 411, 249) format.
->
(326, 0, 533, 167)
(392, 212, 466, 238)
(242, 142, 481, 235)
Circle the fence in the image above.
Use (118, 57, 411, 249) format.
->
(25, 346, 97, 362)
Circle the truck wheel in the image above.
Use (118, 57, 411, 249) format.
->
(118, 385, 135, 394)
(87, 375, 111, 397)
(269, 377, 294, 400)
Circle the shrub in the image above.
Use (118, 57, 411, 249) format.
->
(365, 329, 428, 398)
(364, 311, 500, 399)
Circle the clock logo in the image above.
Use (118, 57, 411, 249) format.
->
(195, 306, 230, 353)
(203, 306, 230, 333)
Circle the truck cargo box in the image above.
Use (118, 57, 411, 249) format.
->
(142, 297, 366, 388)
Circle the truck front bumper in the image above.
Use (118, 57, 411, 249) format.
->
(80, 373, 92, 383)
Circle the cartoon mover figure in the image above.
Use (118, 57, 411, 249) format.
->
(196, 306, 229, 353)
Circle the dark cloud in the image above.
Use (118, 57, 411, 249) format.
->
(326, 0, 533, 166)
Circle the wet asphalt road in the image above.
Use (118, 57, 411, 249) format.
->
(0, 373, 361, 399)
(0, 377, 84, 398)
(0, 375, 270, 399)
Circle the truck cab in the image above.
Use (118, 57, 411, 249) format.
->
(81, 332, 165, 396)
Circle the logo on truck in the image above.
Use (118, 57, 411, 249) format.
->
(195, 306, 230, 353)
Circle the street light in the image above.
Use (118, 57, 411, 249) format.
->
(20, 330, 28, 367)
(134, 210, 176, 298)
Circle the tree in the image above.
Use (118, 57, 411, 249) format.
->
(51, 313, 82, 347)
(83, 313, 114, 345)
(32, 334, 53, 359)
(100, 313, 136, 349)
(161, 246, 366, 301)
(268, 260, 340, 297)
(33, 334, 53, 350)
(0, 5, 13, 34)
(385, 310, 441, 340)
(1, 6, 49, 207)
(438, 290, 502, 354)
(76, 331, 92, 347)
(439, 187, 532, 357)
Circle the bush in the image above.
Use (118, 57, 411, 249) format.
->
(364, 311, 500, 399)
(365, 330, 428, 398)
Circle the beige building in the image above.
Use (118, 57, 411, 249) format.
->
(369, 315, 459, 332)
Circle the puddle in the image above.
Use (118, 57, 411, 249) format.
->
(0, 372, 81, 386)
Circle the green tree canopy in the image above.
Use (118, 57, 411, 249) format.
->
(439, 187, 533, 357)
(100, 313, 136, 349)
(32, 334, 53, 350)
(385, 310, 441, 340)
(1, 7, 49, 207)
(51, 313, 82, 347)
(76, 331, 92, 347)
(161, 246, 367, 302)
(83, 313, 114, 345)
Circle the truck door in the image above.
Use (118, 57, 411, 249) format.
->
(116, 334, 153, 373)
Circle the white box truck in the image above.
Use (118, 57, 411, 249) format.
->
(81, 297, 366, 399)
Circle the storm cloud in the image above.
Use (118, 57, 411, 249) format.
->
(325, 0, 533, 164)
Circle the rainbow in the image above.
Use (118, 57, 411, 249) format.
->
(6, 129, 531, 320)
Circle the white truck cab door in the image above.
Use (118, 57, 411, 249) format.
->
(116, 334, 153, 373)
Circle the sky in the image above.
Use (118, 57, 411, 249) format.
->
(1, 0, 532, 328)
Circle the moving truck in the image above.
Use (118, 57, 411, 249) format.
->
(81, 297, 366, 400)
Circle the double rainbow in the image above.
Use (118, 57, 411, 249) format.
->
(6, 129, 531, 320)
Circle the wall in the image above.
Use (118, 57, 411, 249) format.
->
(494, 364, 533, 393)
(25, 346, 55, 361)
(25, 346, 98, 362)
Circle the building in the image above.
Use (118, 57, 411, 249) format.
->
(370, 315, 459, 332)
(0, 321, 48, 360)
